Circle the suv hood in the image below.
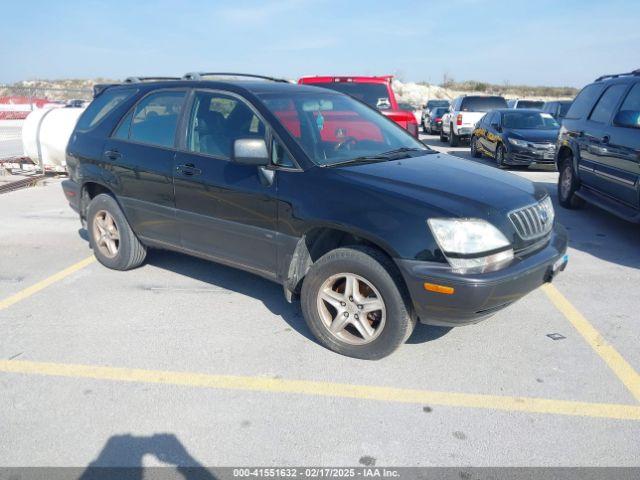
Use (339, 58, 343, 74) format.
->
(331, 153, 548, 220)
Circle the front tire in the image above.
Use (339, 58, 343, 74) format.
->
(558, 158, 585, 209)
(87, 193, 147, 270)
(496, 144, 508, 169)
(301, 246, 415, 360)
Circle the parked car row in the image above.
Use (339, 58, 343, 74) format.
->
(421, 71, 640, 224)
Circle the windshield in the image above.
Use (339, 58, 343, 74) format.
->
(502, 111, 560, 129)
(307, 82, 392, 110)
(259, 91, 429, 166)
(431, 107, 448, 117)
(516, 100, 544, 109)
(460, 96, 508, 112)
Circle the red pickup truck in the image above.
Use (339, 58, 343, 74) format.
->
(298, 75, 419, 137)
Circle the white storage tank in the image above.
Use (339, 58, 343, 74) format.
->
(22, 107, 85, 173)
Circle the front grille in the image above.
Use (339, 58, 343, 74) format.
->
(509, 197, 555, 241)
(529, 142, 555, 151)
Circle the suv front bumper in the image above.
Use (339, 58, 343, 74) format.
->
(395, 224, 568, 327)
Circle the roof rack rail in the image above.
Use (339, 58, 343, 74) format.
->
(182, 72, 290, 83)
(123, 76, 181, 83)
(595, 69, 640, 82)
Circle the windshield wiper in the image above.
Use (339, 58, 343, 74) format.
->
(325, 147, 431, 167)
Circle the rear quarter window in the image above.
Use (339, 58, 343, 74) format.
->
(75, 88, 136, 131)
(565, 84, 603, 120)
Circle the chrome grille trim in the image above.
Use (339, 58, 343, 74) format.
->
(509, 197, 554, 241)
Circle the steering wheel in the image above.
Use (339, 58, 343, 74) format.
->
(334, 136, 359, 152)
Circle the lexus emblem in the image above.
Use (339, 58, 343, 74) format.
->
(539, 208, 549, 225)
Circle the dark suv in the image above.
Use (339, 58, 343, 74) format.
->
(62, 73, 568, 359)
(556, 70, 640, 222)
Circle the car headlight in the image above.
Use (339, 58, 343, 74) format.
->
(508, 138, 529, 147)
(427, 218, 514, 273)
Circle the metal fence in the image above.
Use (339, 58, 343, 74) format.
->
(0, 87, 92, 173)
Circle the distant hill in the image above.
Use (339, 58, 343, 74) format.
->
(0, 79, 116, 101)
(1, 78, 579, 107)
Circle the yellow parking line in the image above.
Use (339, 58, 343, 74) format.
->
(1, 359, 640, 420)
(0, 256, 95, 312)
(542, 283, 640, 403)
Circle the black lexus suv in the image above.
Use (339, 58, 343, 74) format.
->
(556, 70, 640, 222)
(62, 73, 568, 359)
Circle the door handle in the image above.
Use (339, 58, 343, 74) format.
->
(104, 150, 121, 160)
(176, 163, 202, 176)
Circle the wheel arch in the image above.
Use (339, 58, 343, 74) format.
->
(284, 225, 408, 300)
(556, 144, 574, 170)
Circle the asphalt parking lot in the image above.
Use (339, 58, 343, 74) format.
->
(1, 133, 639, 468)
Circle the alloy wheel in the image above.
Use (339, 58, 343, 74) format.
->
(92, 210, 120, 258)
(560, 164, 573, 200)
(316, 273, 386, 345)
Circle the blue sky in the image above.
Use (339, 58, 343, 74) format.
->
(1, 0, 638, 87)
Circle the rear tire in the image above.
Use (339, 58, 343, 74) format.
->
(470, 135, 482, 158)
(301, 246, 415, 360)
(558, 158, 585, 209)
(87, 193, 147, 270)
(449, 125, 460, 147)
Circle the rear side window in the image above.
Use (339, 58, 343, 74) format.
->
(558, 102, 572, 117)
(129, 90, 186, 148)
(565, 84, 603, 120)
(516, 100, 544, 109)
(310, 82, 391, 110)
(589, 84, 628, 123)
(75, 88, 135, 131)
(460, 97, 507, 112)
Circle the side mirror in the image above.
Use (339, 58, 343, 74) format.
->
(613, 110, 640, 129)
(232, 138, 269, 166)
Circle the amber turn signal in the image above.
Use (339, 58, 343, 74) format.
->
(423, 282, 455, 295)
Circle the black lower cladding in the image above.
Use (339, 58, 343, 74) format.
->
(61, 179, 80, 213)
(395, 224, 568, 326)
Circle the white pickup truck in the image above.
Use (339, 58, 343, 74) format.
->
(441, 95, 507, 146)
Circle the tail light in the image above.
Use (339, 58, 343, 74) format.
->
(435, 117, 442, 122)
(406, 121, 419, 138)
(456, 114, 463, 126)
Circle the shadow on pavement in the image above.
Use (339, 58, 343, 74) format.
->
(78, 433, 215, 479)
(145, 248, 314, 342)
(538, 180, 640, 270)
